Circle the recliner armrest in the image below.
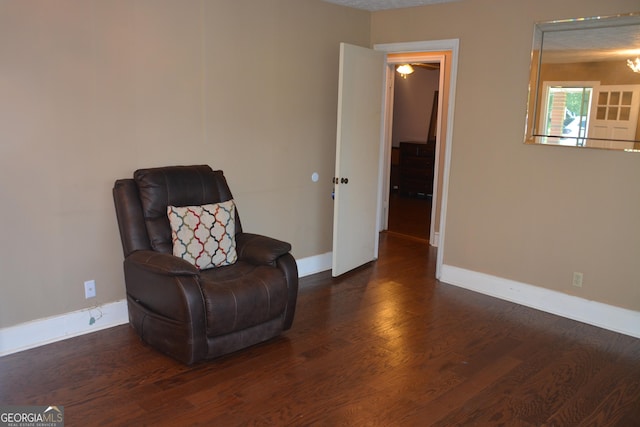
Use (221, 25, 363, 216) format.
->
(236, 232, 292, 265)
(126, 250, 200, 276)
(123, 249, 204, 329)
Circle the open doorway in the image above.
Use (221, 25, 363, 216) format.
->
(378, 49, 450, 248)
(330, 40, 458, 279)
(374, 40, 459, 280)
(387, 62, 440, 241)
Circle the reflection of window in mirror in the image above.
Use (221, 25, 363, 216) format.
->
(540, 82, 593, 146)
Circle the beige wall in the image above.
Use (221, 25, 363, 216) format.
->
(3, 0, 638, 331)
(372, 0, 640, 311)
(0, 0, 370, 327)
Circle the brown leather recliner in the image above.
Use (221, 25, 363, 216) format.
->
(113, 165, 298, 364)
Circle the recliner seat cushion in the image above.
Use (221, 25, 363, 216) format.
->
(199, 261, 288, 336)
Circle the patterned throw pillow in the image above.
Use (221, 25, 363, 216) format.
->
(167, 200, 237, 270)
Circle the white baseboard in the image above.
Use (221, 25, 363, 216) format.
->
(0, 254, 335, 358)
(5, 259, 635, 358)
(296, 252, 332, 278)
(0, 300, 129, 357)
(440, 264, 640, 339)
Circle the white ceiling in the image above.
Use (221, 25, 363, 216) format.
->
(540, 16, 640, 64)
(321, 0, 459, 12)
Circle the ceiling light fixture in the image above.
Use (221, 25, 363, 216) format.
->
(396, 64, 414, 79)
(628, 57, 640, 73)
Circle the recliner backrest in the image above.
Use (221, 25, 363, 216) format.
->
(113, 165, 241, 257)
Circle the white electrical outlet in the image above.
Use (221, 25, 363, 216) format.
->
(84, 280, 96, 299)
(572, 272, 583, 288)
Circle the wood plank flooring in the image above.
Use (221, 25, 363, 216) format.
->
(1, 233, 639, 426)
(387, 193, 431, 241)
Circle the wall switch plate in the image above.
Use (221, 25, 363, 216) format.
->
(84, 280, 96, 299)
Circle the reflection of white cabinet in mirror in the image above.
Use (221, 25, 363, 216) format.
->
(588, 85, 640, 149)
(525, 12, 640, 151)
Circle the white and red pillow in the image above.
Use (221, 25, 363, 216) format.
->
(167, 200, 237, 270)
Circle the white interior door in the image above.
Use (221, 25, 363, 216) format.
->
(587, 84, 640, 149)
(332, 43, 385, 277)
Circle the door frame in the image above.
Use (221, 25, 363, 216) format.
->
(382, 53, 444, 247)
(374, 39, 459, 279)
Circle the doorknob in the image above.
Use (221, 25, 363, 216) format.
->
(341, 177, 349, 184)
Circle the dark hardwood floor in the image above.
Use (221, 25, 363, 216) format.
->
(1, 234, 639, 426)
(387, 193, 431, 241)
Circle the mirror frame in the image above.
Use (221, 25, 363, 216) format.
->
(525, 12, 640, 152)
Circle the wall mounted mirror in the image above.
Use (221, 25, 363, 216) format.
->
(525, 12, 640, 152)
